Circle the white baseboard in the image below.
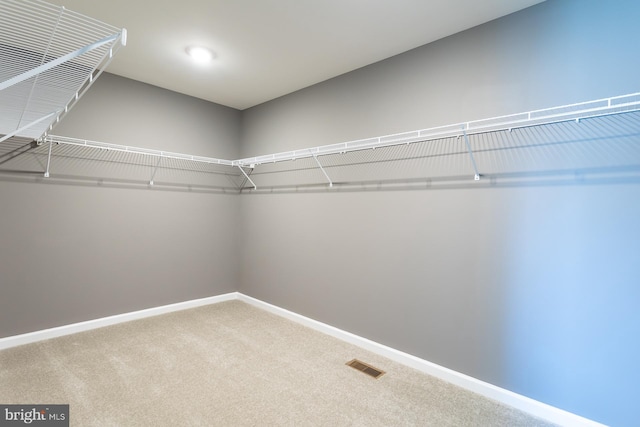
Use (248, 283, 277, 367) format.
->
(236, 293, 607, 427)
(0, 292, 238, 351)
(0, 291, 605, 427)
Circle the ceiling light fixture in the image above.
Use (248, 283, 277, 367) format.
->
(186, 46, 215, 63)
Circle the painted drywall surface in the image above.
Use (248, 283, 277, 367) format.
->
(0, 182, 239, 337)
(240, 185, 640, 425)
(241, 183, 640, 425)
(239, 1, 640, 425)
(1, 75, 242, 338)
(241, 0, 640, 158)
(54, 73, 242, 159)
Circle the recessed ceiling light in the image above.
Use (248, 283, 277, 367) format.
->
(186, 46, 215, 63)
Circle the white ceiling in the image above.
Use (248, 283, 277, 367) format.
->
(47, 0, 544, 110)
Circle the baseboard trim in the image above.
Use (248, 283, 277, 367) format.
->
(0, 291, 605, 427)
(0, 292, 238, 351)
(237, 293, 606, 427)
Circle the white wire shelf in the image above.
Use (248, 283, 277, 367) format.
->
(2, 92, 639, 192)
(0, 0, 126, 144)
(234, 92, 640, 168)
(43, 135, 235, 167)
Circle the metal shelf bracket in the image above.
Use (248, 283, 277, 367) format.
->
(310, 149, 333, 187)
(44, 139, 54, 178)
(237, 165, 257, 190)
(461, 126, 481, 181)
(149, 156, 162, 185)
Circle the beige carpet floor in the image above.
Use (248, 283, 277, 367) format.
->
(0, 300, 557, 426)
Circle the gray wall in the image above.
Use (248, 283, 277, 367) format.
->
(239, 1, 640, 426)
(55, 73, 241, 158)
(2, 1, 639, 426)
(0, 74, 242, 337)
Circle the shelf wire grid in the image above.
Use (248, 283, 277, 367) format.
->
(0, 0, 125, 142)
(0, 141, 245, 191)
(241, 109, 640, 192)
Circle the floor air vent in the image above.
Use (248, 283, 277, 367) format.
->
(346, 359, 385, 379)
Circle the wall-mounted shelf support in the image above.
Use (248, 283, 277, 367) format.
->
(149, 156, 162, 185)
(461, 127, 481, 181)
(310, 149, 333, 187)
(44, 139, 54, 178)
(238, 166, 257, 190)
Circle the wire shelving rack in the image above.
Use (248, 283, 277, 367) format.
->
(1, 2, 638, 193)
(5, 92, 635, 193)
(0, 0, 126, 149)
